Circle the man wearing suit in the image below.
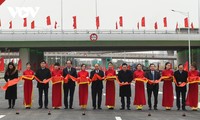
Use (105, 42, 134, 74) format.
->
(145, 63, 161, 110)
(90, 63, 104, 110)
(35, 60, 51, 109)
(174, 64, 188, 111)
(63, 60, 77, 109)
(118, 63, 133, 110)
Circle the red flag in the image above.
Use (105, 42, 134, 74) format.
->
(119, 16, 123, 27)
(154, 22, 158, 30)
(0, 57, 4, 72)
(115, 21, 118, 29)
(184, 17, 188, 27)
(54, 21, 57, 29)
(23, 18, 27, 27)
(31, 21, 35, 29)
(176, 22, 179, 30)
(9, 21, 12, 29)
(163, 17, 167, 27)
(137, 22, 139, 30)
(46, 16, 51, 25)
(50, 64, 54, 72)
(0, 0, 5, 5)
(141, 17, 145, 27)
(183, 61, 189, 72)
(17, 59, 22, 71)
(96, 16, 100, 29)
(191, 22, 194, 30)
(73, 16, 77, 29)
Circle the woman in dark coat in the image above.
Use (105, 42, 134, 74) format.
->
(4, 62, 18, 109)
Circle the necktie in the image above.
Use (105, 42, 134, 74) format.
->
(152, 71, 154, 80)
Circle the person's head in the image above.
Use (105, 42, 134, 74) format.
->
(54, 62, 60, 70)
(6, 62, 15, 73)
(178, 64, 184, 71)
(8, 62, 15, 70)
(94, 63, 99, 70)
(122, 63, 128, 71)
(66, 60, 72, 68)
(26, 62, 31, 70)
(136, 64, 143, 70)
(81, 64, 86, 71)
(165, 62, 171, 70)
(149, 63, 156, 71)
(191, 63, 197, 71)
(108, 62, 113, 70)
(40, 60, 46, 68)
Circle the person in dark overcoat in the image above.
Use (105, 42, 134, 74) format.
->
(4, 62, 18, 109)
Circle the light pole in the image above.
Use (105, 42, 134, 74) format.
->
(61, 0, 63, 31)
(172, 9, 191, 68)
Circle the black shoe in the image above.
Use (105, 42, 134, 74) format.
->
(177, 108, 180, 111)
(120, 108, 125, 110)
(69, 107, 74, 109)
(26, 107, 31, 109)
(182, 108, 187, 111)
(149, 107, 152, 110)
(127, 108, 131, 110)
(93, 107, 96, 110)
(45, 107, 48, 109)
(64, 107, 68, 109)
(109, 108, 114, 110)
(11, 106, 15, 109)
(38, 106, 42, 109)
(98, 107, 102, 110)
(8, 106, 11, 109)
(154, 107, 158, 110)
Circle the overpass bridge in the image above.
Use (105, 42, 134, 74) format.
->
(0, 30, 199, 70)
(0, 30, 199, 51)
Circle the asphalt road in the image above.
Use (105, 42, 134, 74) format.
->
(0, 79, 199, 120)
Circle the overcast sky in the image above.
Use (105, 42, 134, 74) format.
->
(0, 0, 199, 30)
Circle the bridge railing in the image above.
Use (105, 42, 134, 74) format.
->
(0, 29, 197, 34)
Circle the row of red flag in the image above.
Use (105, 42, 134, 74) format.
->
(0, 58, 22, 72)
(0, 16, 195, 30)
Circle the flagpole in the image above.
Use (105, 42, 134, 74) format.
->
(61, 0, 63, 31)
(95, 0, 98, 17)
(198, 0, 200, 34)
(95, 0, 98, 30)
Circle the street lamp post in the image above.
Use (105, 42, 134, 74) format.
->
(172, 10, 191, 68)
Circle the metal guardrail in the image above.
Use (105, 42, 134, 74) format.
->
(45, 53, 177, 59)
(0, 29, 197, 34)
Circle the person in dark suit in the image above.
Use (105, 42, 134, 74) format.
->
(145, 63, 161, 110)
(174, 64, 188, 111)
(4, 62, 18, 109)
(90, 63, 104, 110)
(35, 60, 51, 109)
(63, 60, 77, 109)
(118, 63, 133, 110)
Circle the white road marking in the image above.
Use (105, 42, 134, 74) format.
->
(115, 116, 122, 120)
(0, 115, 6, 119)
(174, 96, 176, 99)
